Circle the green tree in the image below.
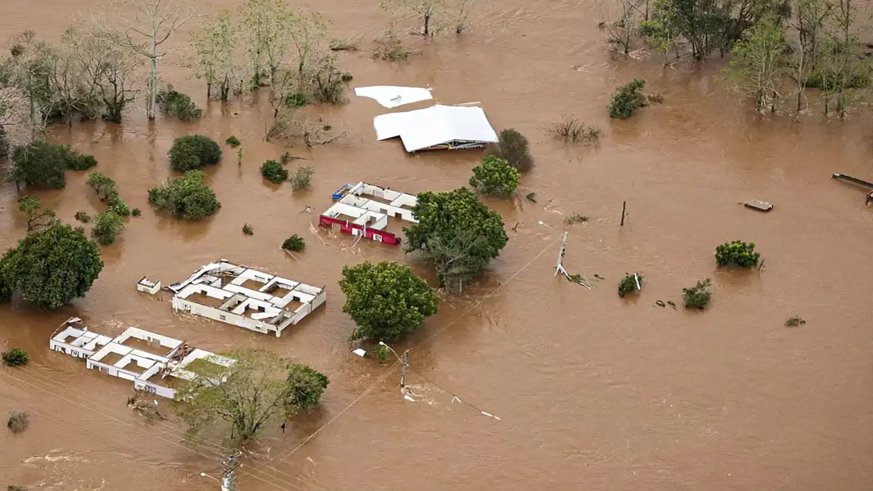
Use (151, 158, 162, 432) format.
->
(339, 261, 439, 342)
(148, 170, 221, 220)
(404, 188, 508, 290)
(260, 159, 288, 184)
(17, 196, 58, 232)
(490, 128, 533, 172)
(683, 278, 712, 309)
(715, 240, 760, 267)
(282, 234, 305, 251)
(86, 171, 120, 204)
(724, 17, 786, 112)
(2, 348, 29, 367)
(10, 141, 69, 189)
(168, 135, 222, 171)
(469, 155, 519, 198)
(0, 224, 104, 308)
(239, 0, 296, 86)
(156, 85, 202, 121)
(608, 79, 646, 119)
(172, 349, 328, 445)
(190, 10, 240, 100)
(92, 211, 124, 245)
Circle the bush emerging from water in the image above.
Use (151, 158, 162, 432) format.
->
(92, 211, 125, 245)
(225, 136, 241, 147)
(291, 166, 315, 191)
(715, 240, 760, 268)
(132, 208, 142, 217)
(282, 235, 305, 252)
(608, 79, 647, 119)
(490, 128, 534, 172)
(2, 348, 29, 367)
(618, 273, 642, 298)
(74, 211, 91, 223)
(469, 155, 519, 198)
(683, 278, 712, 309)
(285, 92, 309, 108)
(260, 160, 288, 184)
(7, 411, 29, 434)
(547, 116, 601, 144)
(169, 135, 222, 172)
(242, 224, 254, 236)
(156, 85, 202, 121)
(109, 200, 131, 217)
(148, 170, 220, 221)
(9, 142, 87, 189)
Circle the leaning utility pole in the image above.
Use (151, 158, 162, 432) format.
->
(400, 350, 410, 387)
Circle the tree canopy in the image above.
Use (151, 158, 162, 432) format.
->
(168, 135, 222, 172)
(469, 155, 520, 198)
(404, 188, 508, 290)
(172, 349, 329, 445)
(148, 170, 221, 220)
(339, 261, 439, 342)
(0, 224, 104, 308)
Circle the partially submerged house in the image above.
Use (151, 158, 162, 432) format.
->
(50, 317, 234, 398)
(168, 260, 327, 337)
(373, 104, 499, 152)
(320, 182, 418, 245)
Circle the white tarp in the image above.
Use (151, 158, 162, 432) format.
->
(373, 104, 499, 152)
(354, 86, 433, 108)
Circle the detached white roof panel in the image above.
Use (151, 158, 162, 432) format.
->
(373, 105, 499, 152)
(354, 86, 433, 108)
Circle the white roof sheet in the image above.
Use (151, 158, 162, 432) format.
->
(354, 86, 433, 108)
(373, 105, 499, 152)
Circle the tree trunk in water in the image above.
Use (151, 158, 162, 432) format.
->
(148, 39, 157, 120)
(424, 15, 430, 36)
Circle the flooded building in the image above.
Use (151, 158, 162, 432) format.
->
(50, 317, 234, 398)
(168, 259, 327, 337)
(320, 182, 418, 245)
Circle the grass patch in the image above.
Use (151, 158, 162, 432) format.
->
(564, 213, 588, 225)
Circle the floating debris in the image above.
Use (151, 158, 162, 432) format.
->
(785, 316, 806, 328)
(744, 199, 773, 212)
(655, 300, 666, 307)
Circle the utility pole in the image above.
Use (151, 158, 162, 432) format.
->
(400, 350, 410, 387)
(220, 452, 241, 491)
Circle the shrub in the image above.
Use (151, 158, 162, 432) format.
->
(225, 135, 241, 147)
(8, 485, 28, 491)
(491, 128, 533, 172)
(10, 142, 68, 189)
(242, 224, 253, 235)
(156, 85, 202, 121)
(169, 135, 222, 172)
(309, 57, 347, 105)
(7, 411, 29, 434)
(92, 211, 124, 245)
(564, 213, 588, 224)
(683, 279, 712, 309)
(715, 240, 760, 268)
(469, 155, 520, 198)
(608, 79, 647, 119)
(618, 273, 642, 298)
(282, 235, 305, 252)
(547, 116, 601, 144)
(2, 348, 29, 367)
(109, 200, 131, 217)
(285, 364, 330, 415)
(280, 151, 294, 164)
(69, 153, 98, 171)
(74, 211, 91, 223)
(376, 344, 390, 363)
(290, 166, 315, 191)
(285, 92, 309, 108)
(341, 72, 353, 82)
(373, 28, 412, 61)
(148, 170, 220, 220)
(132, 208, 142, 217)
(86, 172, 120, 204)
(260, 159, 288, 184)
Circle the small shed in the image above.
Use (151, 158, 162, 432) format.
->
(373, 105, 499, 152)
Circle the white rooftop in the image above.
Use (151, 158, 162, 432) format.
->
(354, 86, 433, 108)
(373, 104, 499, 152)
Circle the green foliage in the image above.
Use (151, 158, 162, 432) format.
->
(282, 235, 305, 252)
(132, 208, 142, 217)
(92, 211, 124, 245)
(0, 225, 104, 308)
(69, 154, 98, 171)
(340, 72, 353, 82)
(169, 135, 222, 172)
(618, 273, 642, 298)
(74, 211, 91, 223)
(309, 55, 348, 105)
(225, 135, 241, 147)
(148, 171, 221, 221)
(469, 155, 520, 198)
(242, 223, 253, 235)
(376, 344, 390, 363)
(2, 348, 29, 367)
(804, 71, 870, 90)
(608, 79, 646, 119)
(683, 278, 712, 309)
(7, 411, 30, 433)
(285, 92, 309, 108)
(490, 128, 534, 172)
(339, 261, 439, 342)
(172, 349, 328, 445)
(18, 196, 58, 232)
(290, 165, 314, 191)
(724, 17, 786, 112)
(109, 200, 131, 217)
(404, 188, 508, 290)
(280, 151, 294, 164)
(715, 240, 760, 267)
(86, 172, 120, 204)
(10, 142, 68, 189)
(564, 213, 588, 225)
(285, 364, 330, 415)
(260, 159, 288, 184)
(156, 85, 202, 121)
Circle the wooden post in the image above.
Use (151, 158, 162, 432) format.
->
(620, 201, 627, 227)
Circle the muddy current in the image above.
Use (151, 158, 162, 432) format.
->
(1, 0, 873, 490)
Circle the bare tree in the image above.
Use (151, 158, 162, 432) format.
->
(0, 87, 34, 152)
(190, 10, 240, 100)
(289, 8, 327, 78)
(597, 0, 645, 55)
(101, 0, 196, 120)
(381, 0, 447, 37)
(239, 0, 295, 87)
(788, 0, 831, 118)
(2, 31, 54, 140)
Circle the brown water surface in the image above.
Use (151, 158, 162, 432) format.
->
(2, 0, 873, 490)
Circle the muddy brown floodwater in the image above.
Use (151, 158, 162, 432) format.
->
(2, 0, 873, 490)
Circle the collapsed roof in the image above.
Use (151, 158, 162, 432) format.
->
(373, 104, 499, 152)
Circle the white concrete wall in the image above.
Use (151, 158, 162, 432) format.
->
(173, 297, 272, 335)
